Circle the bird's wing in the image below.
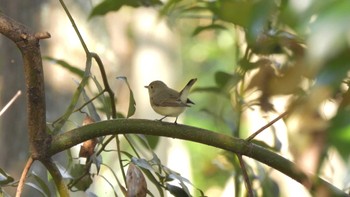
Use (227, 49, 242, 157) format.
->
(152, 89, 189, 107)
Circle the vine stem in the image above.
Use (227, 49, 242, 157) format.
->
(16, 157, 34, 197)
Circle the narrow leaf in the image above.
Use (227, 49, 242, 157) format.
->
(192, 24, 227, 36)
(89, 0, 139, 18)
(131, 158, 155, 173)
(53, 161, 73, 179)
(25, 182, 48, 197)
(136, 134, 160, 150)
(0, 168, 14, 186)
(117, 76, 136, 118)
(44, 56, 84, 78)
(31, 171, 51, 197)
(166, 183, 189, 197)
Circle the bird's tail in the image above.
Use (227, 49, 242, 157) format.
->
(179, 78, 197, 103)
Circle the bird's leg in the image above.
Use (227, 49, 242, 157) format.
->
(159, 116, 167, 121)
(174, 116, 178, 124)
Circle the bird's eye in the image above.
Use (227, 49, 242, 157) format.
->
(150, 85, 153, 89)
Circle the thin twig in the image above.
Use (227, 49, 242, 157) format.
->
(73, 90, 106, 113)
(246, 110, 289, 142)
(52, 0, 93, 132)
(0, 90, 21, 117)
(58, 0, 89, 54)
(90, 53, 117, 118)
(16, 157, 34, 197)
(89, 53, 128, 186)
(237, 154, 254, 197)
(115, 136, 127, 185)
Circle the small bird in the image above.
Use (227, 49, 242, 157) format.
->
(145, 78, 197, 124)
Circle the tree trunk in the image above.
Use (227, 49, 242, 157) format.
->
(0, 0, 45, 195)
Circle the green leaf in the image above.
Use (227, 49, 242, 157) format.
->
(329, 108, 350, 160)
(159, 0, 180, 17)
(309, 1, 350, 61)
(70, 164, 93, 191)
(131, 157, 156, 173)
(90, 0, 138, 18)
(25, 182, 49, 197)
(214, 71, 242, 91)
(192, 87, 229, 97)
(208, 0, 276, 42)
(31, 171, 51, 197)
(215, 71, 232, 88)
(145, 136, 160, 150)
(0, 168, 14, 186)
(261, 177, 280, 197)
(192, 24, 227, 36)
(44, 57, 84, 78)
(136, 134, 160, 150)
(163, 166, 205, 197)
(53, 161, 73, 179)
(117, 76, 136, 118)
(90, 0, 162, 18)
(208, 0, 252, 27)
(316, 49, 350, 88)
(166, 184, 189, 197)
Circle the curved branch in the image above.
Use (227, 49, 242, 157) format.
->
(49, 119, 347, 196)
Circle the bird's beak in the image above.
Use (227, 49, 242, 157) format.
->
(144, 86, 149, 88)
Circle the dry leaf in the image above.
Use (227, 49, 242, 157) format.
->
(79, 115, 98, 158)
(126, 163, 147, 197)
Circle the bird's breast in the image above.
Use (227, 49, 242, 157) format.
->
(151, 105, 186, 117)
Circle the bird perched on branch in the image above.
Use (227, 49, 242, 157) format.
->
(145, 78, 197, 124)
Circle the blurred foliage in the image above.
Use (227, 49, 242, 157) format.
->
(155, 0, 350, 196)
(59, 0, 350, 196)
